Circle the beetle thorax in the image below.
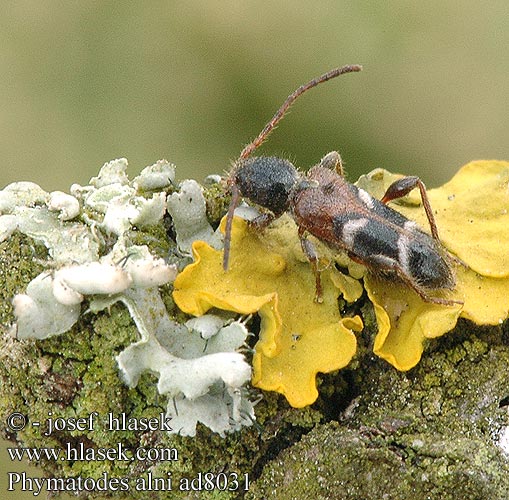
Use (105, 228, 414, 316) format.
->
(234, 156, 300, 216)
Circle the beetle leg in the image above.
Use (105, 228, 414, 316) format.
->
(223, 184, 241, 271)
(249, 212, 276, 230)
(381, 176, 440, 241)
(399, 275, 463, 307)
(298, 228, 323, 303)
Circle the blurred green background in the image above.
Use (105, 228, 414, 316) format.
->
(1, 1, 508, 193)
(1, 1, 508, 498)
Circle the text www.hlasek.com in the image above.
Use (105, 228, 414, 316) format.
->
(8, 441, 178, 462)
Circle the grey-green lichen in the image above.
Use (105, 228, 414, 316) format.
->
(1, 158, 255, 438)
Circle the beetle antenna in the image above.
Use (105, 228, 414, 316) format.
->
(239, 64, 362, 160)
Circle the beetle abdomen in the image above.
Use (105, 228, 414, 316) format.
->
(333, 211, 454, 291)
(406, 237, 454, 289)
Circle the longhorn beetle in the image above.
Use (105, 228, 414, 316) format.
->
(223, 65, 459, 306)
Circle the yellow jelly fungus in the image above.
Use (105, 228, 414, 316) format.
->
(173, 215, 362, 408)
(366, 273, 462, 371)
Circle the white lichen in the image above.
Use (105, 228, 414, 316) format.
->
(72, 160, 168, 236)
(4, 158, 256, 436)
(47, 191, 80, 220)
(0, 181, 48, 211)
(89, 158, 130, 188)
(10, 273, 81, 339)
(133, 159, 176, 191)
(1, 205, 99, 264)
(186, 315, 225, 340)
(0, 214, 18, 242)
(126, 258, 177, 288)
(166, 179, 223, 253)
(113, 288, 253, 436)
(53, 262, 133, 305)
